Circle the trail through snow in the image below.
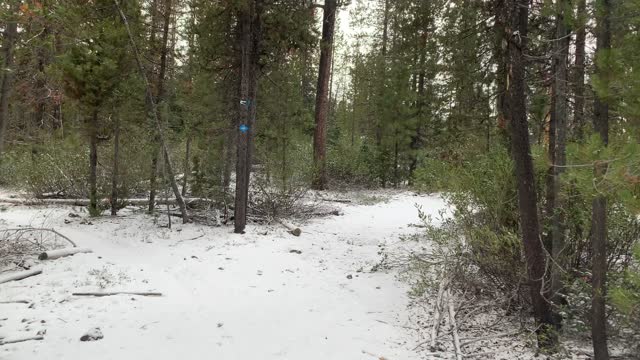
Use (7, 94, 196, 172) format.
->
(0, 192, 448, 360)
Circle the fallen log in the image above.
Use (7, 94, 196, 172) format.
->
(0, 300, 29, 304)
(0, 335, 44, 346)
(0, 267, 42, 284)
(0, 197, 207, 207)
(38, 247, 92, 260)
(278, 220, 301, 237)
(72, 291, 162, 297)
(320, 198, 352, 203)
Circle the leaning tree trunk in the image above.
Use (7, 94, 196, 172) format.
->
(311, 0, 337, 190)
(0, 2, 19, 156)
(591, 0, 612, 358)
(506, 0, 557, 350)
(114, 0, 189, 223)
(149, 0, 173, 212)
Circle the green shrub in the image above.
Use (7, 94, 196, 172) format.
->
(326, 137, 376, 187)
(611, 245, 640, 341)
(1, 131, 154, 200)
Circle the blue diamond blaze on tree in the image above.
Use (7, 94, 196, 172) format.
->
(239, 124, 249, 133)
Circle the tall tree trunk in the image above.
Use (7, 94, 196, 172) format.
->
(493, 0, 509, 140)
(149, 0, 173, 212)
(550, 0, 570, 321)
(234, 2, 252, 234)
(34, 27, 49, 129)
(0, 2, 19, 155)
(88, 110, 99, 216)
(312, 0, 337, 190)
(301, 0, 315, 109)
(376, 0, 390, 188)
(377, 0, 389, 148)
(111, 115, 121, 216)
(115, 0, 189, 223)
(591, 0, 611, 358)
(506, 0, 557, 349)
(408, 33, 427, 183)
(234, 0, 262, 233)
(573, 0, 587, 140)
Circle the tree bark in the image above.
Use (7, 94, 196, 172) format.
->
(493, 0, 509, 141)
(311, 0, 337, 190)
(149, 147, 159, 212)
(114, 0, 189, 223)
(573, 0, 587, 141)
(506, 0, 557, 349)
(88, 109, 99, 216)
(409, 32, 427, 183)
(181, 134, 191, 197)
(550, 0, 570, 319)
(0, 2, 19, 155)
(111, 115, 121, 215)
(377, 0, 389, 149)
(234, 0, 262, 233)
(149, 0, 173, 212)
(591, 0, 611, 358)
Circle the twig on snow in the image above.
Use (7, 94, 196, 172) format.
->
(0, 335, 44, 346)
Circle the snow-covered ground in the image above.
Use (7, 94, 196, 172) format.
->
(1, 192, 449, 360)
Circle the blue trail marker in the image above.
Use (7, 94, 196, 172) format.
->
(240, 99, 252, 107)
(239, 124, 249, 133)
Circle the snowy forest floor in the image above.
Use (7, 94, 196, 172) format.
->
(0, 190, 582, 359)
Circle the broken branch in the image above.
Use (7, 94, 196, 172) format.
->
(72, 291, 162, 297)
(0, 267, 42, 284)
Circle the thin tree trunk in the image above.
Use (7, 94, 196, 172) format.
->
(111, 115, 121, 216)
(409, 33, 427, 183)
(0, 2, 19, 155)
(312, 0, 337, 190)
(301, 0, 315, 109)
(493, 0, 509, 141)
(89, 109, 99, 216)
(573, 0, 586, 140)
(181, 134, 191, 197)
(506, 0, 557, 349)
(591, 0, 611, 358)
(550, 1, 570, 320)
(149, 145, 159, 212)
(377, 0, 389, 148)
(145, 0, 160, 213)
(149, 0, 173, 212)
(114, 0, 189, 223)
(34, 4, 51, 131)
